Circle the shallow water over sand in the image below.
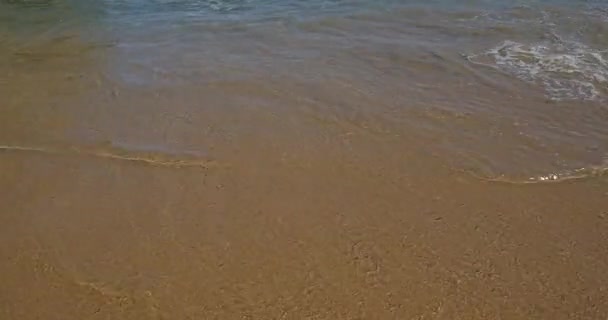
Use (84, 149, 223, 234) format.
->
(1, 1, 608, 319)
(2, 0, 608, 180)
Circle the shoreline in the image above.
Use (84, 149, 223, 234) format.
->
(1, 134, 607, 319)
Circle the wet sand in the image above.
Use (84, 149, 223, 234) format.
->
(1, 107, 607, 319)
(2, 1, 608, 319)
(1, 52, 608, 320)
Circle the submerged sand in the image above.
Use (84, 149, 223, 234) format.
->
(1, 125, 607, 319)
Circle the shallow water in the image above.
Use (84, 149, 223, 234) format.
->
(2, 0, 607, 181)
(1, 1, 608, 319)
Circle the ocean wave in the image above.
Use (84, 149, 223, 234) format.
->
(467, 39, 608, 101)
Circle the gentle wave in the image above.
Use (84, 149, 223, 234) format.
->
(467, 39, 608, 101)
(0, 143, 222, 169)
(470, 164, 608, 185)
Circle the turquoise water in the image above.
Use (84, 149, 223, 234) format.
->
(3, 0, 607, 98)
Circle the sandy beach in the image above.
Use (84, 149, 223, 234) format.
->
(1, 1, 607, 319)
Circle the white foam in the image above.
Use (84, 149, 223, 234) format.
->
(486, 164, 608, 184)
(468, 39, 608, 101)
(206, 0, 247, 12)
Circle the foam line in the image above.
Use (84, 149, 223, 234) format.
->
(0, 144, 222, 169)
